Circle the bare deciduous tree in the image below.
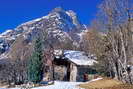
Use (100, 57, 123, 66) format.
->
(91, 0, 133, 84)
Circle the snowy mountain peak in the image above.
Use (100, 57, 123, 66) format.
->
(0, 7, 86, 59)
(17, 7, 81, 30)
(52, 7, 65, 13)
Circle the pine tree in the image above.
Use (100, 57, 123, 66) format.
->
(28, 37, 43, 83)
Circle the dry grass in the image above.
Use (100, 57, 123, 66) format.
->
(79, 78, 133, 89)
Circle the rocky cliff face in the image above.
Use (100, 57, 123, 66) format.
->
(0, 7, 86, 60)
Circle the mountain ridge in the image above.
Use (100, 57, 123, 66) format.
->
(0, 7, 87, 60)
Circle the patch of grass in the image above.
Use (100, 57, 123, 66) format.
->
(79, 78, 133, 89)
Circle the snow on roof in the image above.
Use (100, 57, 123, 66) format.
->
(54, 50, 97, 66)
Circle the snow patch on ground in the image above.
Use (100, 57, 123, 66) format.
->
(33, 81, 84, 89)
(85, 77, 103, 84)
(5, 81, 84, 89)
(90, 78, 103, 82)
(0, 78, 103, 89)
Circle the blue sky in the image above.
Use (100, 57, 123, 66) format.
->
(0, 0, 101, 33)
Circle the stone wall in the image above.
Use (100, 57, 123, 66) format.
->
(69, 63, 77, 82)
(54, 65, 67, 81)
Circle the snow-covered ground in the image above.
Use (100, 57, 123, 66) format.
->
(0, 81, 84, 89)
(32, 81, 84, 89)
(0, 78, 102, 89)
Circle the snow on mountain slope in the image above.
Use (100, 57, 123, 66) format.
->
(0, 29, 20, 55)
(0, 30, 13, 36)
(0, 7, 86, 59)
